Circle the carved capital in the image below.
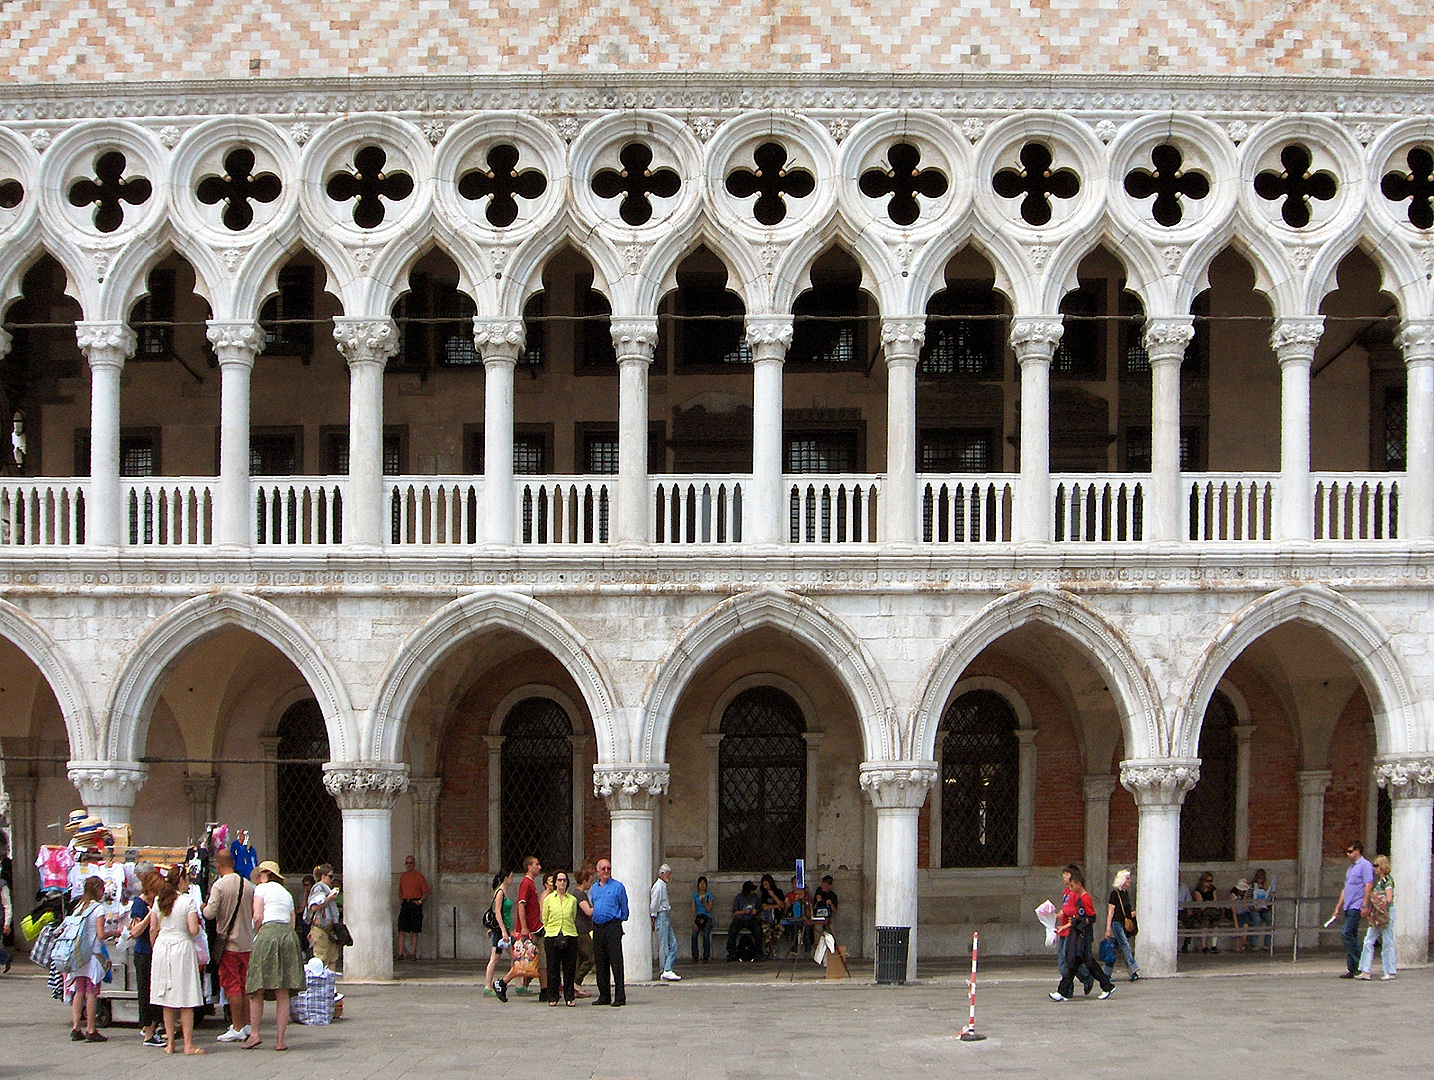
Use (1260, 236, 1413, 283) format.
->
(68, 760, 148, 817)
(1297, 769, 1332, 798)
(1009, 316, 1063, 364)
(1270, 316, 1324, 365)
(1082, 774, 1118, 802)
(322, 764, 410, 811)
(610, 318, 658, 362)
(473, 317, 525, 363)
(1142, 318, 1195, 365)
(1399, 319, 1434, 364)
(181, 774, 219, 804)
(206, 320, 264, 365)
(75, 321, 137, 367)
(593, 764, 669, 812)
(408, 776, 442, 809)
(745, 315, 795, 362)
(1119, 758, 1200, 807)
(881, 318, 926, 363)
(1374, 756, 1434, 802)
(859, 762, 937, 809)
(333, 317, 399, 367)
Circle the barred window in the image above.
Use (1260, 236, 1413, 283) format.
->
(718, 688, 807, 872)
(940, 690, 1019, 868)
(920, 283, 1003, 377)
(1180, 690, 1237, 862)
(785, 431, 857, 473)
(276, 699, 341, 875)
(500, 698, 574, 876)
(920, 428, 992, 473)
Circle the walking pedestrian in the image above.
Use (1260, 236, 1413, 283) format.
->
(396, 855, 430, 961)
(1103, 868, 1140, 981)
(571, 864, 594, 996)
(66, 875, 113, 1044)
(202, 848, 255, 1044)
(651, 863, 680, 981)
(486, 870, 513, 1001)
(584, 857, 629, 1006)
(1051, 867, 1114, 1002)
(128, 863, 166, 1046)
(1332, 840, 1374, 979)
(514, 856, 550, 1000)
(306, 864, 342, 971)
(542, 870, 579, 1006)
(691, 875, 713, 962)
(1357, 854, 1396, 980)
(150, 864, 205, 1054)
(244, 861, 307, 1051)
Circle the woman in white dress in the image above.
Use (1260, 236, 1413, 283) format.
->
(149, 864, 206, 1055)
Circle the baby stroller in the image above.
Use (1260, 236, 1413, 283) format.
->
(727, 915, 762, 962)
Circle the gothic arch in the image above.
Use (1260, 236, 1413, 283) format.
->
(369, 590, 620, 765)
(1175, 584, 1421, 760)
(0, 597, 96, 761)
(104, 591, 355, 764)
(639, 587, 897, 764)
(913, 587, 1163, 764)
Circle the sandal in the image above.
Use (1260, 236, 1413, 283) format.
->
(241, 1039, 263, 1050)
(183, 1048, 207, 1056)
(565, 999, 575, 1007)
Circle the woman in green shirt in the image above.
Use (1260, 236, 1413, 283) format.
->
(1358, 854, 1396, 979)
(486, 871, 515, 1000)
(540, 871, 580, 1006)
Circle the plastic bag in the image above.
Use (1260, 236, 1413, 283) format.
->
(1035, 900, 1058, 948)
(511, 937, 540, 979)
(1098, 937, 1117, 964)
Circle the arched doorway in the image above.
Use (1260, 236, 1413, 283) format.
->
(500, 696, 575, 875)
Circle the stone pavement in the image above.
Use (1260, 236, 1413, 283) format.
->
(0, 952, 1421, 1079)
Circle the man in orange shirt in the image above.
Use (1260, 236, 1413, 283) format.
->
(396, 855, 430, 961)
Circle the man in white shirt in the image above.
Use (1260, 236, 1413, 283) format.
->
(649, 864, 680, 982)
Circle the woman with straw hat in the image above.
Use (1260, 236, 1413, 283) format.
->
(243, 861, 306, 1051)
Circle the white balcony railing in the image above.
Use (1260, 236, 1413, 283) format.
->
(253, 478, 346, 545)
(653, 476, 745, 544)
(1185, 473, 1277, 541)
(1053, 476, 1146, 542)
(389, 478, 483, 545)
(0, 479, 89, 546)
(1313, 474, 1399, 540)
(518, 477, 611, 545)
(124, 478, 215, 546)
(787, 475, 880, 543)
(922, 476, 1017, 543)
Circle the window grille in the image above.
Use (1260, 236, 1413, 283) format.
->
(920, 429, 992, 473)
(250, 433, 297, 476)
(130, 268, 175, 360)
(276, 699, 342, 875)
(1384, 385, 1407, 470)
(785, 432, 857, 473)
(717, 688, 807, 872)
(920, 284, 1003, 376)
(259, 266, 316, 355)
(584, 435, 619, 474)
(1180, 690, 1237, 862)
(500, 698, 574, 876)
(940, 690, 1019, 868)
(514, 435, 547, 475)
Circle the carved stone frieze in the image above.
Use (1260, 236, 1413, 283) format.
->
(322, 764, 410, 810)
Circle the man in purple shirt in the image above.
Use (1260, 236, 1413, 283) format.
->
(1332, 839, 1374, 978)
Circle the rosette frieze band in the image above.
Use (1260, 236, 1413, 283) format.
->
(1119, 759, 1201, 806)
(473, 317, 525, 362)
(593, 764, 669, 811)
(859, 762, 938, 808)
(1374, 756, 1434, 802)
(333, 317, 400, 367)
(322, 764, 411, 810)
(610, 318, 659, 362)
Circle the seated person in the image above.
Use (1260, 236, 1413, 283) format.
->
(1178, 876, 1197, 953)
(1229, 878, 1251, 953)
(758, 874, 786, 957)
(811, 876, 838, 926)
(784, 878, 813, 954)
(1193, 871, 1222, 953)
(727, 881, 762, 961)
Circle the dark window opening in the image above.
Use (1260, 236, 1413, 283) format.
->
(259, 266, 316, 356)
(920, 428, 994, 473)
(662, 247, 750, 370)
(788, 249, 873, 368)
(920, 283, 1004, 377)
(130, 267, 175, 361)
(785, 430, 858, 473)
(1180, 691, 1237, 863)
(74, 429, 160, 477)
(717, 687, 807, 872)
(940, 690, 1019, 868)
(500, 697, 574, 876)
(392, 270, 478, 372)
(1052, 279, 1105, 378)
(276, 699, 341, 875)
(322, 429, 405, 476)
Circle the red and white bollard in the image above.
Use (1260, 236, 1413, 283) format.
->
(959, 931, 987, 1041)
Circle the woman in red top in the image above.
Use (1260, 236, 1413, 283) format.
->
(1051, 868, 1114, 1001)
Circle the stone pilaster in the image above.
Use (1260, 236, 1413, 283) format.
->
(182, 773, 220, 845)
(408, 776, 442, 960)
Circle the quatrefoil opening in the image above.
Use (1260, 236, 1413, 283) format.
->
(991, 142, 1080, 227)
(1253, 144, 1337, 229)
(1123, 144, 1210, 227)
(725, 142, 816, 227)
(858, 142, 948, 226)
(458, 143, 548, 228)
(325, 145, 414, 229)
(591, 142, 681, 227)
(196, 147, 282, 231)
(1380, 147, 1434, 231)
(68, 150, 152, 233)
(0, 178, 22, 210)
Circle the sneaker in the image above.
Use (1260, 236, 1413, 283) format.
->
(1382, 973, 1397, 980)
(1082, 980, 1094, 996)
(1098, 987, 1115, 1000)
(70, 1029, 85, 1042)
(143, 1034, 168, 1048)
(217, 1028, 245, 1043)
(1339, 971, 1357, 979)
(660, 970, 682, 981)
(493, 979, 508, 1003)
(1048, 992, 1067, 1002)
(1356, 972, 1372, 980)
(1130, 972, 1141, 982)
(85, 1031, 108, 1043)
(514, 985, 531, 996)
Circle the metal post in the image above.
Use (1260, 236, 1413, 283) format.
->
(959, 931, 986, 1042)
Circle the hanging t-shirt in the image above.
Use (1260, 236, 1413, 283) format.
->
(230, 841, 257, 881)
(35, 845, 74, 890)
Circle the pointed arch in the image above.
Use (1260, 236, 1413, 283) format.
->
(500, 215, 627, 316)
(905, 230, 1019, 320)
(1040, 225, 1172, 317)
(1175, 584, 1421, 760)
(769, 217, 894, 316)
(369, 591, 620, 765)
(637, 216, 769, 316)
(913, 587, 1163, 764)
(104, 592, 355, 764)
(1305, 227, 1425, 321)
(640, 587, 897, 764)
(0, 597, 96, 761)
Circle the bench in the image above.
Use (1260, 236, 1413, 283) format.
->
(1177, 899, 1276, 954)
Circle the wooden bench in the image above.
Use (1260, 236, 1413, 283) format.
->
(1177, 899, 1276, 954)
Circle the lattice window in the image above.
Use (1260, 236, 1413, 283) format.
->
(920, 284, 1003, 377)
(500, 698, 574, 876)
(1383, 385, 1407, 471)
(785, 432, 857, 473)
(276, 699, 341, 875)
(1181, 690, 1237, 862)
(718, 688, 807, 872)
(940, 690, 1019, 868)
(920, 428, 992, 473)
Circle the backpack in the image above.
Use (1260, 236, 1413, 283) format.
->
(52, 903, 99, 974)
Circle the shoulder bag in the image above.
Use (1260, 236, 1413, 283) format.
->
(208, 878, 247, 977)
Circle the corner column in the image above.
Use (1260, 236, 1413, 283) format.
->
(1271, 317, 1323, 542)
(595, 765, 669, 981)
(408, 777, 442, 961)
(333, 318, 399, 547)
(612, 319, 659, 545)
(881, 319, 924, 544)
(860, 762, 936, 981)
(1399, 320, 1434, 539)
(76, 322, 137, 547)
(1120, 759, 1199, 977)
(474, 319, 524, 547)
(323, 764, 409, 981)
(207, 321, 264, 547)
(1010, 317, 1062, 542)
(1375, 757, 1434, 967)
(746, 316, 794, 545)
(1143, 318, 1195, 541)
(1082, 774, 1117, 900)
(68, 761, 148, 825)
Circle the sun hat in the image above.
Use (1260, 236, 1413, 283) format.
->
(1236, 878, 1250, 891)
(255, 860, 285, 882)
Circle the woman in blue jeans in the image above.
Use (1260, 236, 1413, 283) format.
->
(1103, 869, 1140, 982)
(691, 876, 713, 961)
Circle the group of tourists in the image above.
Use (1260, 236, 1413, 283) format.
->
(1177, 868, 1274, 952)
(1333, 840, 1398, 981)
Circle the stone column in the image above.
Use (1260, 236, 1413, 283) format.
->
(1296, 769, 1331, 947)
(408, 777, 441, 961)
(881, 319, 924, 544)
(1083, 774, 1118, 901)
(595, 765, 669, 981)
(6, 774, 38, 923)
(860, 762, 936, 981)
(570, 735, 590, 868)
(1120, 759, 1199, 977)
(474, 319, 524, 546)
(207, 321, 264, 547)
(1270, 317, 1323, 542)
(333, 317, 399, 547)
(1143, 318, 1195, 541)
(1233, 724, 1256, 862)
(1399, 320, 1434, 539)
(703, 733, 723, 867)
(182, 774, 220, 846)
(802, 732, 823, 871)
(746, 316, 794, 545)
(1016, 728, 1038, 866)
(612, 319, 658, 545)
(75, 322, 137, 547)
(1010, 317, 1062, 542)
(485, 735, 504, 874)
(323, 764, 409, 981)
(259, 736, 280, 861)
(68, 761, 148, 825)
(1374, 757, 1434, 967)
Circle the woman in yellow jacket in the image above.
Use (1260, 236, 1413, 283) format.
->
(540, 871, 580, 1006)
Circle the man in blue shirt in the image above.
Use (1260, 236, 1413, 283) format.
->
(582, 857, 629, 1006)
(1332, 839, 1374, 978)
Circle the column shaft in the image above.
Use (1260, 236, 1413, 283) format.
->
(1011, 318, 1061, 542)
(76, 323, 137, 547)
(610, 809, 655, 979)
(861, 764, 935, 982)
(1083, 775, 1117, 902)
(1399, 320, 1434, 539)
(881, 320, 923, 544)
(1376, 760, 1434, 969)
(1121, 760, 1198, 978)
(334, 318, 399, 547)
(613, 320, 658, 545)
(1143, 318, 1193, 542)
(324, 765, 408, 982)
(474, 318, 525, 547)
(747, 317, 793, 545)
(208, 322, 264, 547)
(1233, 725, 1256, 862)
(1271, 318, 1322, 542)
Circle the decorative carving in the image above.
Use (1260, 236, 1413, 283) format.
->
(1288, 244, 1316, 271)
(29, 128, 52, 152)
(288, 122, 312, 146)
(826, 117, 850, 143)
(68, 762, 148, 816)
(691, 116, 718, 143)
(1254, 145, 1337, 228)
(1354, 122, 1377, 146)
(592, 142, 681, 227)
(1374, 756, 1434, 802)
(759, 241, 781, 273)
(961, 117, 986, 144)
(220, 247, 247, 274)
(1269, 317, 1325, 363)
(593, 764, 669, 812)
(555, 116, 583, 143)
(421, 119, 446, 145)
(205, 321, 264, 363)
(332, 317, 399, 366)
(859, 763, 937, 808)
(1082, 774, 1118, 801)
(1226, 120, 1250, 145)
(1161, 244, 1185, 273)
(1027, 242, 1052, 269)
(1119, 759, 1201, 806)
(472, 317, 525, 362)
(326, 145, 414, 228)
(323, 764, 410, 810)
(1296, 769, 1332, 797)
(349, 245, 375, 275)
(1094, 119, 1119, 143)
(993, 143, 1080, 226)
(620, 243, 646, 275)
(1398, 319, 1434, 362)
(459, 144, 547, 228)
(881, 318, 926, 360)
(1009, 316, 1064, 362)
(610, 318, 659, 360)
(158, 125, 181, 149)
(196, 147, 281, 231)
(745, 316, 795, 361)
(859, 143, 947, 226)
(68, 150, 152, 233)
(1142, 318, 1195, 363)
(725, 142, 815, 226)
(75, 321, 138, 364)
(1124, 143, 1210, 227)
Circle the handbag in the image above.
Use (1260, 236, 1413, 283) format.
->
(1098, 937, 1117, 964)
(1123, 916, 1137, 935)
(694, 913, 710, 930)
(335, 921, 354, 948)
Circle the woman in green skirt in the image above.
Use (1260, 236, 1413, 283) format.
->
(244, 861, 307, 1051)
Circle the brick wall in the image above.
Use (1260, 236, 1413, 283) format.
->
(1323, 689, 1373, 856)
(1242, 671, 1301, 861)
